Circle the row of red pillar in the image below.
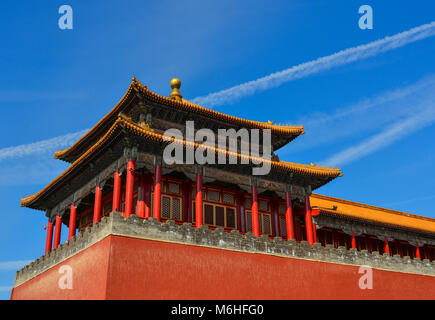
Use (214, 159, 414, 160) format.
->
(44, 159, 161, 254)
(44, 159, 316, 254)
(341, 232, 422, 259)
(43, 160, 348, 255)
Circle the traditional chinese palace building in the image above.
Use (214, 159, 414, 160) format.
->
(11, 78, 435, 300)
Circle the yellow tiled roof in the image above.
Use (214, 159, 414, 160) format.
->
(310, 193, 435, 233)
(54, 77, 304, 161)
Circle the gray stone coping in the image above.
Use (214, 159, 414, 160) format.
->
(14, 212, 435, 287)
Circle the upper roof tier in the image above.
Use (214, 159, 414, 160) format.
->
(55, 77, 305, 163)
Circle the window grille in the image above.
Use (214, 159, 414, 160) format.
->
(222, 193, 235, 204)
(160, 195, 182, 221)
(172, 198, 181, 220)
(161, 196, 171, 219)
(262, 214, 271, 234)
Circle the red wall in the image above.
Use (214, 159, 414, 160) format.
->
(11, 235, 435, 300)
(10, 237, 112, 300)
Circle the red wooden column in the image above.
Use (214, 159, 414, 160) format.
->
(351, 231, 357, 249)
(153, 161, 162, 221)
(125, 159, 136, 218)
(251, 184, 260, 237)
(136, 173, 146, 218)
(384, 236, 390, 254)
(112, 169, 121, 212)
(415, 242, 421, 259)
(53, 215, 62, 249)
(93, 184, 102, 223)
(195, 171, 203, 228)
(44, 220, 53, 254)
(285, 189, 295, 240)
(304, 190, 314, 245)
(68, 204, 77, 240)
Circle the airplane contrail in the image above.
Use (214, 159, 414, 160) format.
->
(192, 21, 435, 107)
(322, 99, 435, 167)
(2, 21, 435, 161)
(279, 74, 435, 155)
(0, 129, 89, 162)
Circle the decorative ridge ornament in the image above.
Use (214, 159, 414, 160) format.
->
(169, 78, 183, 101)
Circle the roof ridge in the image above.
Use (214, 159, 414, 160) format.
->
(133, 77, 305, 133)
(55, 76, 305, 162)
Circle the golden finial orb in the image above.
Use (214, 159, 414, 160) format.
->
(169, 78, 182, 101)
(170, 78, 181, 89)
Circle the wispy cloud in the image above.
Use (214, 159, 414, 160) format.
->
(1, 22, 435, 167)
(0, 129, 89, 162)
(3, 22, 435, 163)
(0, 260, 31, 271)
(0, 286, 12, 292)
(322, 98, 435, 167)
(192, 21, 435, 107)
(280, 74, 435, 155)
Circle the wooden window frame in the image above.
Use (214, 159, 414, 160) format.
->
(160, 194, 183, 221)
(245, 210, 273, 235)
(192, 201, 237, 230)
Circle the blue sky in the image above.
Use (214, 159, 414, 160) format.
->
(1, 0, 434, 299)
